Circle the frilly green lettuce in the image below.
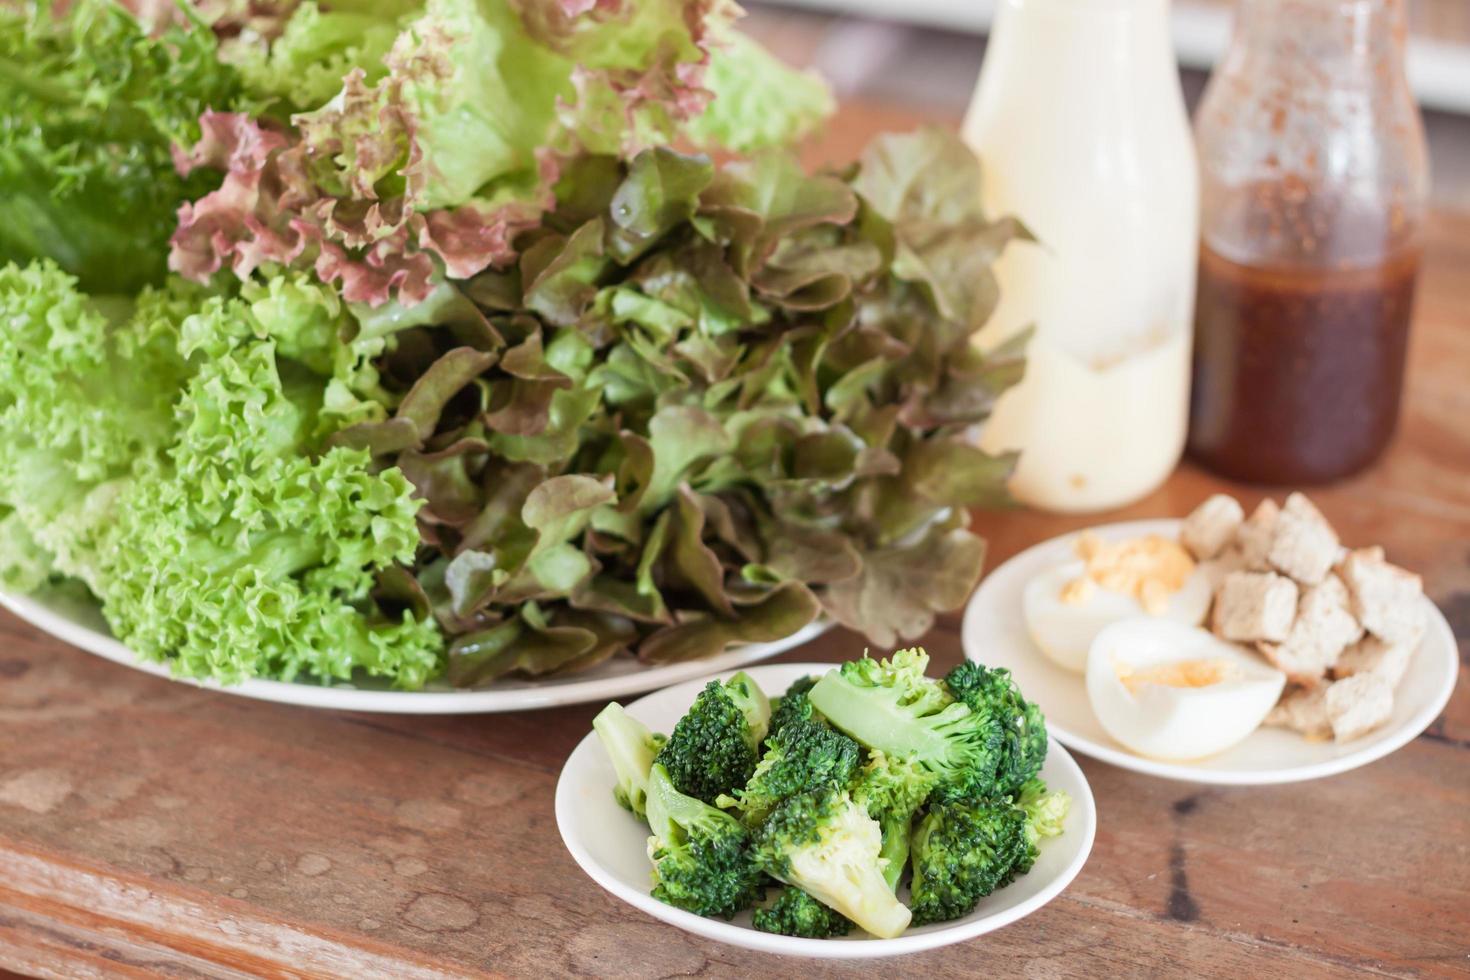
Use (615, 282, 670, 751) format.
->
(0, 0, 253, 294)
(0, 261, 442, 686)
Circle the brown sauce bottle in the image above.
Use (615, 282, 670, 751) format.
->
(1189, 244, 1420, 485)
(1187, 0, 1428, 485)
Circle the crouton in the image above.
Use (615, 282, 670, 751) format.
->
(1339, 548, 1426, 644)
(1236, 498, 1280, 570)
(1313, 572, 1353, 609)
(1267, 493, 1341, 586)
(1256, 577, 1363, 685)
(1181, 494, 1245, 560)
(1334, 630, 1421, 690)
(1213, 571, 1298, 643)
(1324, 673, 1394, 741)
(1265, 686, 1330, 739)
(1199, 548, 1246, 591)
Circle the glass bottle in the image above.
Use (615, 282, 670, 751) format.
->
(1188, 0, 1429, 485)
(963, 0, 1198, 514)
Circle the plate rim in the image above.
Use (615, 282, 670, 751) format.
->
(0, 588, 831, 715)
(962, 518, 1461, 786)
(554, 662, 1097, 959)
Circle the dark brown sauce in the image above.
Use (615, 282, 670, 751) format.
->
(1187, 243, 1420, 485)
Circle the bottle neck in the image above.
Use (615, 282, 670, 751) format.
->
(1232, 0, 1409, 69)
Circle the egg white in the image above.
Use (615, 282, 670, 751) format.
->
(1086, 619, 1286, 761)
(1022, 559, 1214, 673)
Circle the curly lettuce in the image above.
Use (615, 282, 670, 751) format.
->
(0, 0, 253, 294)
(0, 261, 441, 686)
(170, 0, 832, 306)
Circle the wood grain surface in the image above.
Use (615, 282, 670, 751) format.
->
(1, 104, 1467, 979)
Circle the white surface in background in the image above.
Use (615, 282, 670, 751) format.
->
(769, 0, 1470, 114)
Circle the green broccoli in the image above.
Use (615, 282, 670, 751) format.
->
(850, 750, 938, 891)
(767, 674, 821, 743)
(753, 886, 853, 938)
(751, 783, 912, 939)
(1015, 777, 1071, 874)
(645, 763, 765, 919)
(945, 661, 1048, 796)
(909, 798, 1031, 925)
(655, 671, 771, 803)
(592, 702, 666, 819)
(806, 649, 1003, 801)
(717, 718, 862, 827)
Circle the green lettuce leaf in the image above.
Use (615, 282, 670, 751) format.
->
(0, 0, 252, 293)
(0, 260, 442, 687)
(686, 28, 833, 154)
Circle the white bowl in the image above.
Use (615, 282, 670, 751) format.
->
(555, 663, 1096, 958)
(963, 519, 1460, 785)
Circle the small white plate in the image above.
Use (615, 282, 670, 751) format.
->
(555, 663, 1096, 958)
(962, 519, 1461, 785)
(0, 588, 829, 715)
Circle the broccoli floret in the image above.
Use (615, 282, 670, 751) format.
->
(753, 886, 853, 938)
(945, 661, 1048, 795)
(592, 702, 666, 819)
(717, 718, 862, 826)
(751, 783, 912, 939)
(850, 750, 938, 891)
(655, 671, 771, 803)
(1015, 777, 1071, 874)
(807, 649, 1003, 801)
(909, 798, 1031, 925)
(767, 674, 821, 742)
(645, 763, 765, 919)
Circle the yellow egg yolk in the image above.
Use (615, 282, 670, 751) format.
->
(1061, 532, 1196, 615)
(1115, 657, 1243, 694)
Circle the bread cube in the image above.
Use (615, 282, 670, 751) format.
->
(1181, 494, 1245, 560)
(1339, 548, 1426, 644)
(1265, 686, 1330, 740)
(1199, 548, 1246, 591)
(1236, 498, 1280, 570)
(1256, 576, 1363, 685)
(1334, 634, 1417, 690)
(1213, 571, 1298, 643)
(1324, 673, 1394, 741)
(1266, 493, 1341, 586)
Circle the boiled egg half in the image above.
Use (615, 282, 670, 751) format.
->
(1023, 533, 1215, 673)
(1086, 619, 1286, 761)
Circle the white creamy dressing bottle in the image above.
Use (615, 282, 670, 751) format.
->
(963, 0, 1197, 513)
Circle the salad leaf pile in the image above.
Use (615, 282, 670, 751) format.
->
(350, 134, 1030, 686)
(0, 0, 1028, 689)
(591, 651, 1069, 939)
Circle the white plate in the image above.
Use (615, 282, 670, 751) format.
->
(0, 588, 830, 715)
(962, 519, 1461, 785)
(555, 663, 1096, 958)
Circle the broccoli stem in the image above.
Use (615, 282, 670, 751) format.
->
(808, 669, 958, 761)
(877, 815, 910, 892)
(592, 702, 660, 818)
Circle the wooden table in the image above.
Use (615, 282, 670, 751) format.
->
(2, 105, 1467, 979)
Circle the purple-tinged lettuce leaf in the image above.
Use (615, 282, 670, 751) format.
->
(821, 521, 988, 649)
(171, 0, 827, 307)
(852, 126, 1033, 332)
(638, 581, 819, 664)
